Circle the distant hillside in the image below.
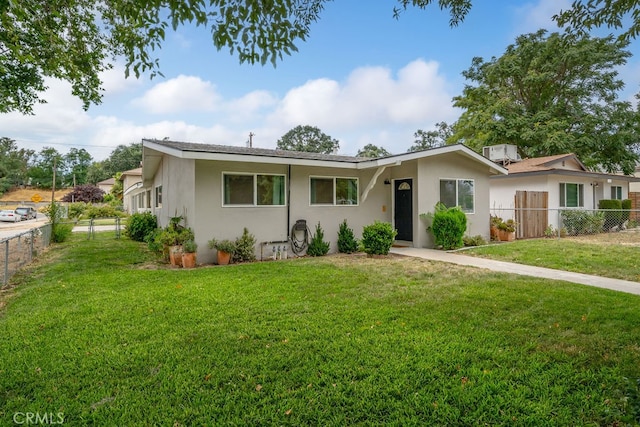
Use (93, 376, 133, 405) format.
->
(0, 188, 72, 203)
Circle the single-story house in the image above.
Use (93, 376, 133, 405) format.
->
(97, 177, 115, 194)
(489, 151, 640, 237)
(141, 139, 507, 263)
(120, 167, 144, 214)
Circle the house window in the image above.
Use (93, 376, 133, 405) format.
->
(155, 185, 162, 208)
(223, 173, 285, 206)
(310, 177, 359, 205)
(439, 179, 475, 213)
(560, 183, 584, 207)
(611, 186, 622, 200)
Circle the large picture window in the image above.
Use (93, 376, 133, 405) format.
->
(310, 177, 358, 205)
(223, 173, 285, 206)
(560, 183, 584, 207)
(439, 179, 474, 213)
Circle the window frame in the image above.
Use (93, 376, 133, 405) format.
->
(155, 185, 162, 208)
(309, 176, 359, 206)
(559, 182, 584, 208)
(438, 178, 475, 214)
(611, 185, 623, 200)
(222, 172, 287, 207)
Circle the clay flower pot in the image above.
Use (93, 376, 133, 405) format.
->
(217, 250, 231, 266)
(182, 252, 197, 268)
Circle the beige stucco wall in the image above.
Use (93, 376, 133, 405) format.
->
(413, 153, 493, 246)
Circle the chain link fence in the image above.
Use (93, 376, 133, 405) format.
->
(490, 208, 640, 239)
(0, 224, 52, 286)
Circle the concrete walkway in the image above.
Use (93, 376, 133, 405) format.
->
(390, 247, 640, 296)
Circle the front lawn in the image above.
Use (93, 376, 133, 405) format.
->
(464, 232, 640, 282)
(1, 234, 639, 425)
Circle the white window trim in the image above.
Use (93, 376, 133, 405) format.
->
(439, 178, 475, 214)
(222, 172, 287, 207)
(560, 182, 584, 208)
(611, 185, 623, 200)
(309, 176, 360, 206)
(155, 185, 162, 208)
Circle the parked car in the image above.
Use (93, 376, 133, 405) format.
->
(0, 210, 21, 222)
(15, 206, 37, 220)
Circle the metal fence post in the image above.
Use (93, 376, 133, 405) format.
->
(4, 239, 8, 286)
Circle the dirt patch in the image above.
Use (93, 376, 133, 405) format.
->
(564, 229, 640, 247)
(0, 188, 72, 204)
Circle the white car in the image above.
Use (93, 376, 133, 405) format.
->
(0, 210, 21, 222)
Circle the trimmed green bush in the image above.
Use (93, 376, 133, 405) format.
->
(307, 222, 330, 257)
(337, 219, 358, 254)
(599, 199, 623, 230)
(561, 210, 604, 235)
(622, 199, 632, 224)
(233, 227, 257, 263)
(361, 221, 397, 255)
(125, 212, 158, 242)
(428, 203, 467, 250)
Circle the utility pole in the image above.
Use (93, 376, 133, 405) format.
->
(51, 157, 57, 204)
(248, 132, 255, 148)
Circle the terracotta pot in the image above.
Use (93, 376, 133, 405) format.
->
(217, 250, 231, 265)
(170, 245, 183, 267)
(182, 252, 196, 268)
(490, 225, 499, 240)
(498, 230, 515, 242)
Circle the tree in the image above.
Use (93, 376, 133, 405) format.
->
(102, 143, 142, 178)
(86, 161, 108, 185)
(0, 137, 34, 192)
(63, 148, 93, 186)
(61, 185, 105, 203)
(450, 30, 640, 174)
(357, 144, 391, 158)
(277, 125, 340, 154)
(4, 0, 640, 114)
(408, 122, 453, 152)
(27, 147, 64, 189)
(554, 0, 640, 43)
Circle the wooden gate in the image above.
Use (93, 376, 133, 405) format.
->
(514, 191, 548, 238)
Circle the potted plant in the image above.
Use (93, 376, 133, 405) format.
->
(182, 239, 198, 268)
(490, 215, 501, 241)
(497, 218, 516, 241)
(208, 238, 236, 265)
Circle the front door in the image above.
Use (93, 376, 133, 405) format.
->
(394, 179, 413, 241)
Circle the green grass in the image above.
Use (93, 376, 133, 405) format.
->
(464, 236, 640, 282)
(1, 234, 640, 425)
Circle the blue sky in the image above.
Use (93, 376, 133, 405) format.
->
(2, 0, 639, 161)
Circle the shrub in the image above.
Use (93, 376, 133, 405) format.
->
(145, 229, 164, 255)
(126, 212, 158, 242)
(233, 228, 257, 263)
(337, 219, 358, 253)
(67, 202, 88, 219)
(208, 238, 236, 254)
(61, 185, 105, 203)
(306, 222, 330, 257)
(183, 239, 198, 253)
(561, 210, 604, 235)
(599, 199, 623, 230)
(51, 222, 74, 243)
(622, 199, 632, 223)
(463, 235, 486, 247)
(361, 221, 397, 255)
(85, 204, 126, 219)
(427, 203, 467, 250)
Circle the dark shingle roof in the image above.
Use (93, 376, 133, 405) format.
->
(144, 139, 373, 163)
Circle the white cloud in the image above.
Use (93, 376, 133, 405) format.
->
(131, 75, 222, 114)
(268, 59, 457, 132)
(513, 0, 571, 34)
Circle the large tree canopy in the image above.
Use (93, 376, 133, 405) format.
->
(450, 30, 640, 174)
(408, 122, 452, 152)
(6, 0, 638, 114)
(277, 125, 339, 154)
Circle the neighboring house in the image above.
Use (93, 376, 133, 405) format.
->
(97, 177, 115, 194)
(489, 150, 640, 237)
(120, 168, 144, 214)
(141, 139, 506, 263)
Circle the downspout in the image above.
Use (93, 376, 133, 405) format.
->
(287, 164, 291, 240)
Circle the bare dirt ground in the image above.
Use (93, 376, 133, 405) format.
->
(0, 188, 72, 205)
(565, 228, 640, 246)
